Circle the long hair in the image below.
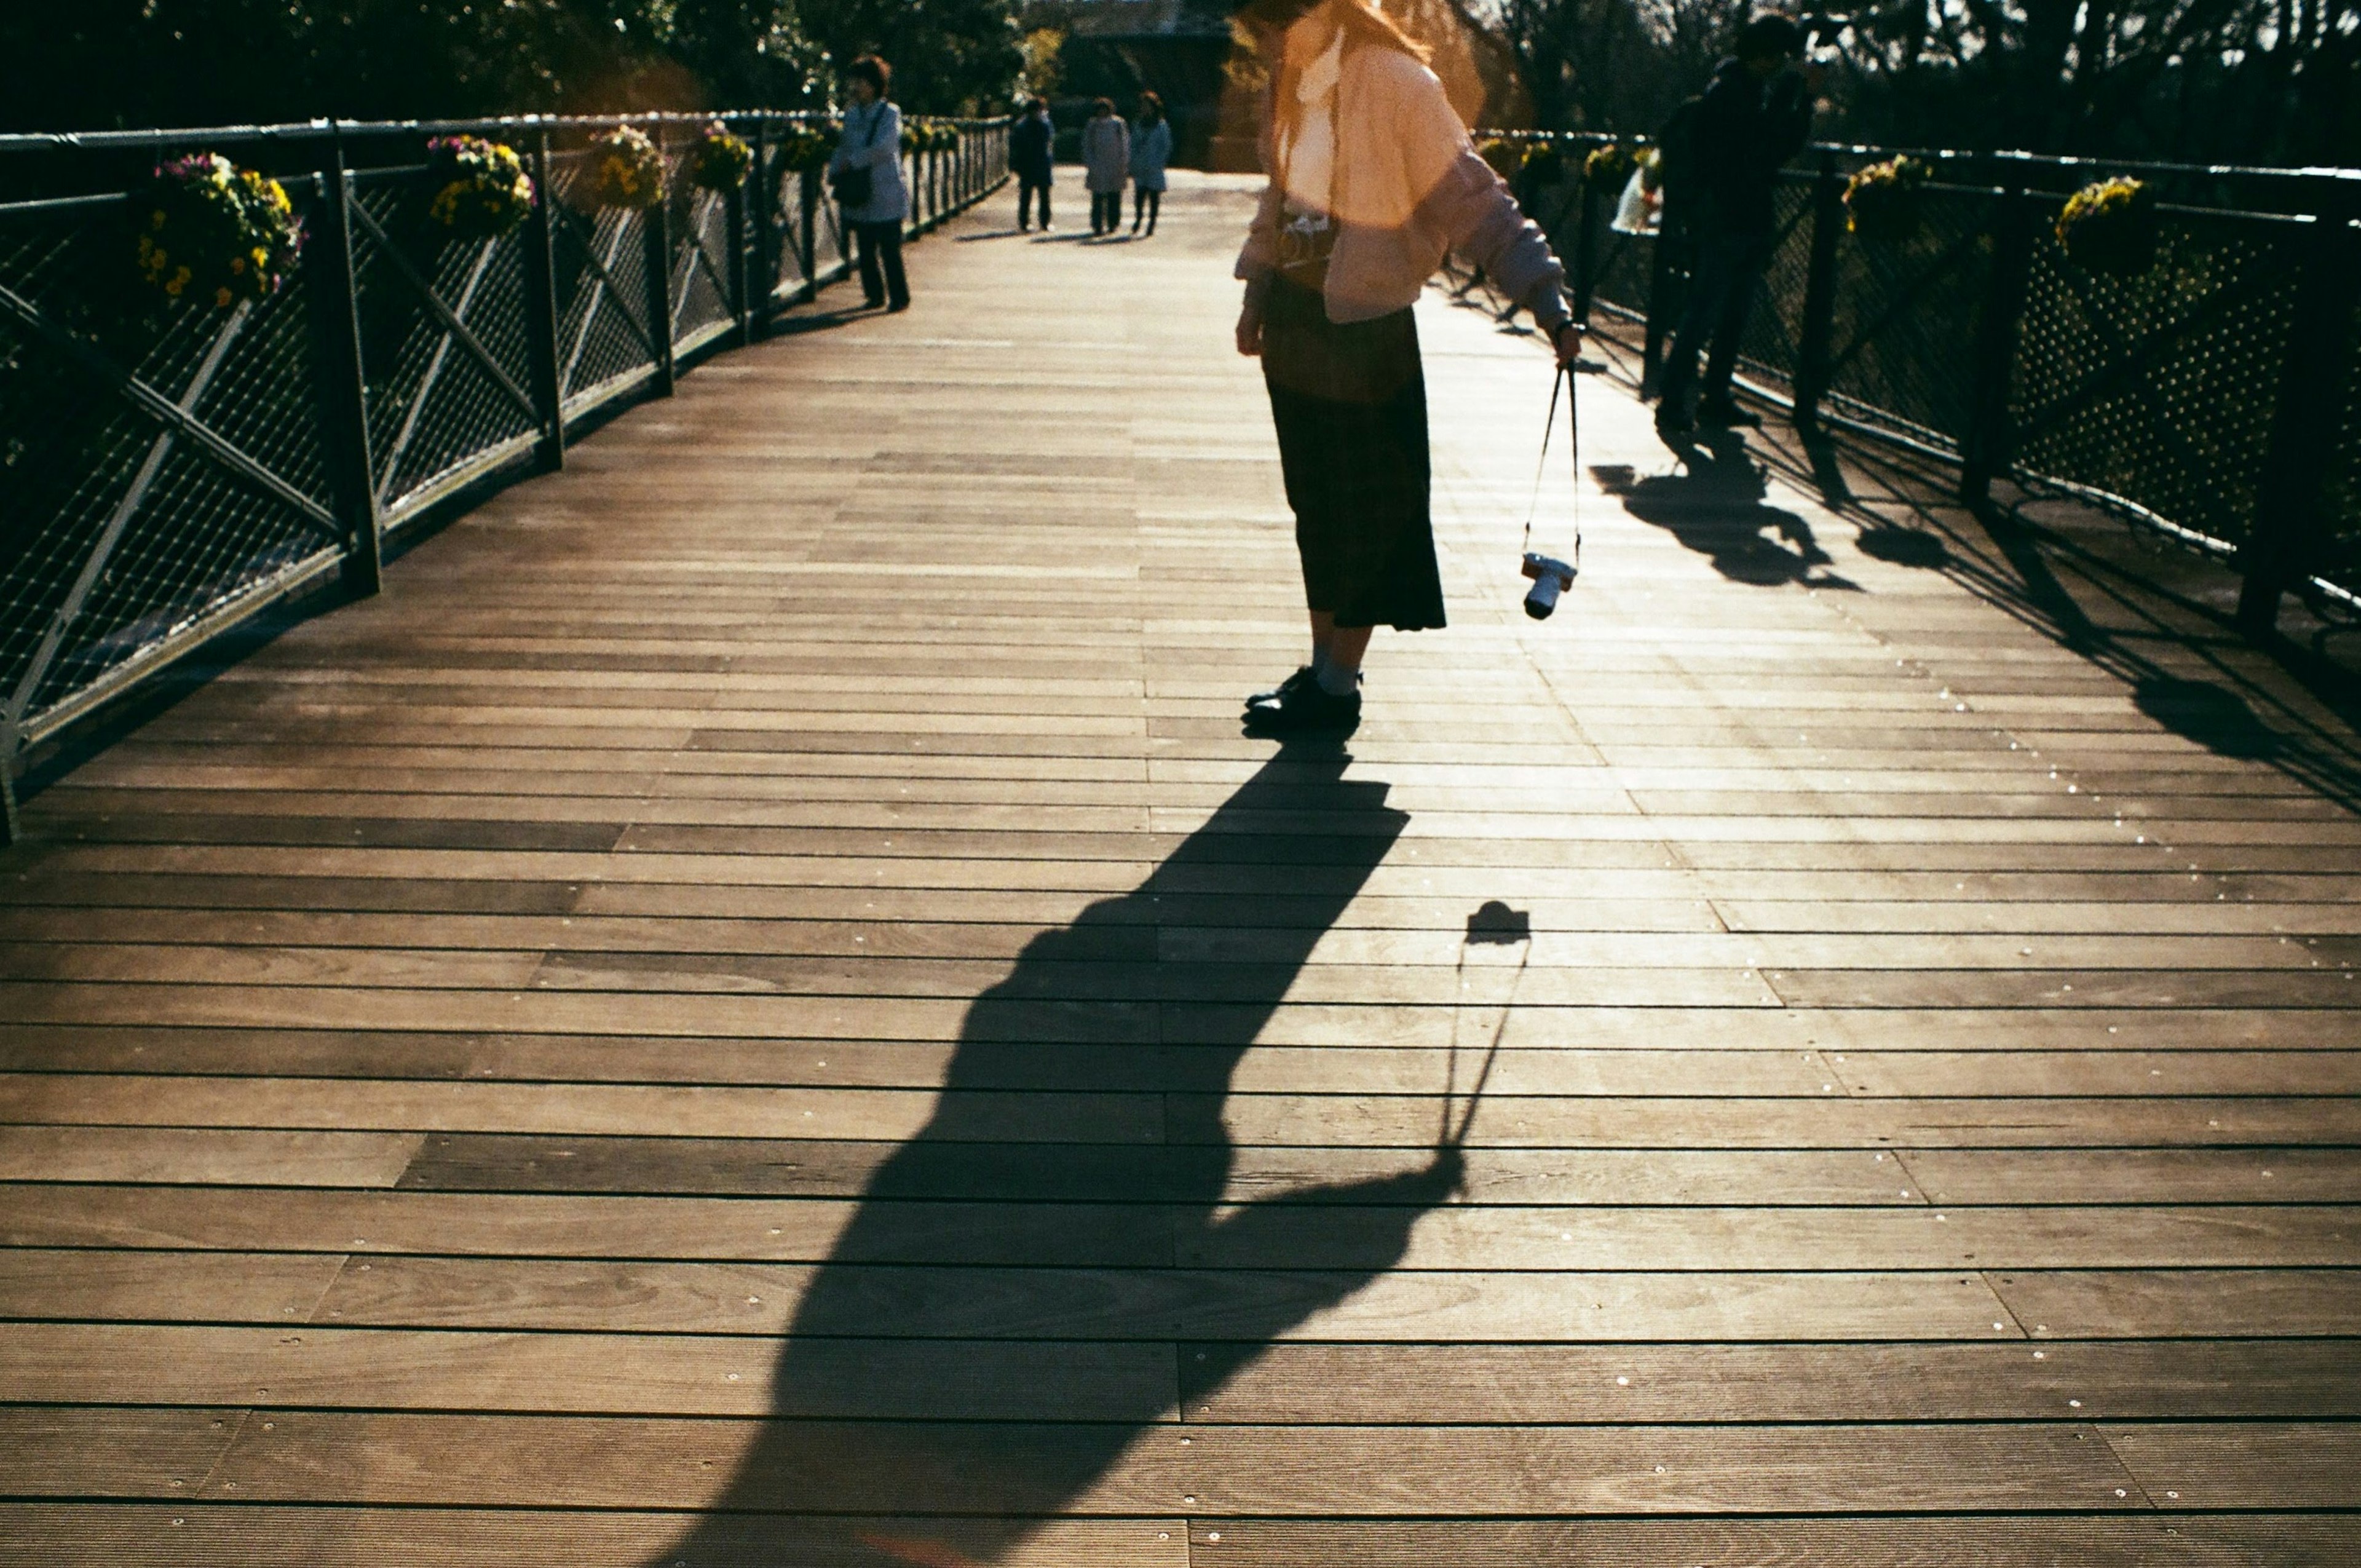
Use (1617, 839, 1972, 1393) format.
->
(1334, 0, 1431, 63)
(1269, 0, 1433, 165)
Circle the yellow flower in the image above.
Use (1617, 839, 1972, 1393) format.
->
(214, 285, 233, 307)
(164, 275, 186, 296)
(151, 210, 166, 228)
(251, 247, 268, 270)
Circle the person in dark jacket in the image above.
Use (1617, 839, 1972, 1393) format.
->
(1655, 12, 1818, 435)
(1012, 97, 1055, 231)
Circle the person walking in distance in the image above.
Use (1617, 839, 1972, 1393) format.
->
(1130, 92, 1174, 235)
(1232, 0, 1584, 735)
(1653, 12, 1819, 435)
(829, 54, 911, 312)
(1012, 97, 1055, 231)
(1082, 97, 1130, 237)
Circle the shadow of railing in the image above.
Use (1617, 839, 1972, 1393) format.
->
(651, 740, 1457, 1565)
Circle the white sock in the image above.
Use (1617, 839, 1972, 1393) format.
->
(1316, 661, 1359, 697)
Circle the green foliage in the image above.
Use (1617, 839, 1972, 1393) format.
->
(427, 137, 536, 239)
(2057, 177, 2160, 279)
(692, 122, 755, 189)
(1843, 154, 1933, 243)
(804, 0, 1023, 114)
(589, 125, 667, 208)
(1477, 138, 1522, 181)
(0, 1, 830, 130)
(1019, 26, 1066, 101)
(1521, 142, 1566, 182)
(134, 152, 303, 310)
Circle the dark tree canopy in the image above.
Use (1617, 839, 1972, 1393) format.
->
(0, 0, 1023, 133)
(1480, 0, 2360, 165)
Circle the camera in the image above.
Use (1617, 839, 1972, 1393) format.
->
(1522, 553, 1575, 620)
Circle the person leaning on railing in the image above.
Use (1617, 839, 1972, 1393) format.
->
(1012, 97, 1056, 232)
(1230, 0, 1583, 736)
(831, 53, 911, 312)
(1653, 12, 1820, 436)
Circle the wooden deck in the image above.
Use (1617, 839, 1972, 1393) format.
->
(2, 172, 2358, 1565)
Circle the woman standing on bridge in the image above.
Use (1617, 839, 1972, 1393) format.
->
(1082, 97, 1131, 237)
(1131, 92, 1174, 235)
(830, 54, 911, 312)
(1233, 0, 1583, 734)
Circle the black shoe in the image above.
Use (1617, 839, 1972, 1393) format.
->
(1244, 665, 1316, 710)
(1244, 678, 1361, 736)
(887, 300, 911, 313)
(1698, 398, 1762, 428)
(863, 296, 885, 310)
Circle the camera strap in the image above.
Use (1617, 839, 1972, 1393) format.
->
(1522, 361, 1581, 574)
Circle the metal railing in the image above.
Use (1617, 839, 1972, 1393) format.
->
(0, 111, 1012, 839)
(1460, 131, 2361, 635)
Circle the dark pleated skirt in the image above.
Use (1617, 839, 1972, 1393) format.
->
(1260, 275, 1446, 632)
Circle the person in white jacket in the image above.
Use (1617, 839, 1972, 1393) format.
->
(1232, 0, 1583, 734)
(828, 54, 911, 310)
(1129, 92, 1175, 235)
(1080, 97, 1131, 237)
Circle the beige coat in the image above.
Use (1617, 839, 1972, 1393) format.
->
(1236, 42, 1567, 328)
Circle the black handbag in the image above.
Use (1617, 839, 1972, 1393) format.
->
(831, 106, 879, 210)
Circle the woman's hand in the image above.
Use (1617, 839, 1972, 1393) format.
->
(1236, 306, 1264, 357)
(1552, 320, 1584, 368)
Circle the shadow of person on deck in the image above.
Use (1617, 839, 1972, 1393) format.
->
(1604, 429, 1858, 590)
(651, 740, 1458, 1566)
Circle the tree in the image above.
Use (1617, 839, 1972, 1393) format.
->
(798, 0, 1026, 113)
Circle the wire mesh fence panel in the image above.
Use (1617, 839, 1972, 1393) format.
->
(543, 149, 659, 406)
(2322, 294, 2361, 596)
(772, 164, 815, 298)
(671, 182, 735, 350)
(348, 175, 539, 523)
(2011, 210, 2304, 558)
(1818, 183, 1999, 449)
(1728, 179, 1815, 394)
(0, 196, 338, 732)
(820, 193, 853, 279)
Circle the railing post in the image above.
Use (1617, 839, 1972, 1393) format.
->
(1792, 152, 1844, 430)
(1961, 182, 2038, 507)
(522, 127, 566, 470)
(1572, 153, 1601, 327)
(748, 119, 774, 341)
(799, 165, 821, 303)
(304, 148, 382, 600)
(2237, 178, 2361, 637)
(643, 124, 677, 397)
(726, 120, 753, 346)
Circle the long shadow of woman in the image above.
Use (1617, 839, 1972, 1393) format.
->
(652, 740, 1459, 1566)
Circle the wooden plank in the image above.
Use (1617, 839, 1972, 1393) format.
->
(0, 1324, 1169, 1421)
(1990, 1269, 2361, 1338)
(0, 1247, 344, 1321)
(0, 1505, 1190, 1568)
(0, 1127, 423, 1187)
(2102, 1422, 2361, 1509)
(157, 1412, 2151, 1513)
(1179, 1339, 2361, 1423)
(1, 1251, 2019, 1342)
(1174, 1516, 2343, 1566)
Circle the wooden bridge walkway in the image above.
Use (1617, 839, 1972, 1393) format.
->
(2, 173, 2358, 1565)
